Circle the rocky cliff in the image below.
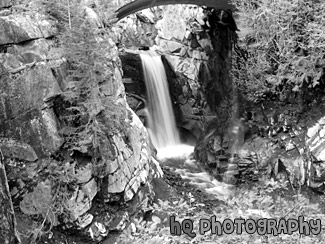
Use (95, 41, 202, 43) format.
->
(0, 1, 161, 242)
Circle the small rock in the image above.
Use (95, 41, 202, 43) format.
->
(307, 123, 320, 138)
(130, 223, 136, 234)
(88, 222, 108, 241)
(76, 213, 93, 229)
(319, 128, 325, 138)
(285, 141, 296, 152)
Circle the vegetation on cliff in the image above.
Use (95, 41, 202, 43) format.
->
(232, 0, 325, 103)
(16, 1, 129, 242)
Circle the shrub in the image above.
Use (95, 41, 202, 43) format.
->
(232, 0, 325, 103)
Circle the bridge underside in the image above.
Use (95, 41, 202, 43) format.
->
(115, 0, 235, 20)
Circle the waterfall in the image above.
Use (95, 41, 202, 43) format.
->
(139, 52, 233, 198)
(140, 51, 180, 150)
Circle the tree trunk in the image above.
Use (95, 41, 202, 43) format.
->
(0, 154, 20, 244)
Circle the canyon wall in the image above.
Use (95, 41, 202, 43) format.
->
(0, 1, 161, 242)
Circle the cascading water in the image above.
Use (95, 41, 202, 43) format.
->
(140, 51, 181, 150)
(139, 50, 233, 200)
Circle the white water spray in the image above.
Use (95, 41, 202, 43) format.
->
(140, 51, 181, 150)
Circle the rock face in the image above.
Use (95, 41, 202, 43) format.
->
(157, 5, 235, 148)
(0, 1, 160, 240)
(112, 8, 160, 48)
(0, 13, 57, 45)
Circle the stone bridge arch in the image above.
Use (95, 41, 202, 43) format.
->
(115, 0, 235, 20)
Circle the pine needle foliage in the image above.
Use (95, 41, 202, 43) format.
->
(42, 0, 128, 155)
(231, 0, 325, 103)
